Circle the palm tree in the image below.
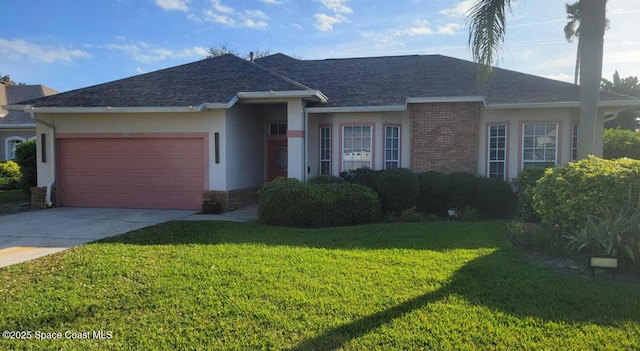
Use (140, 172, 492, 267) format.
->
(467, 0, 608, 159)
(564, 2, 581, 84)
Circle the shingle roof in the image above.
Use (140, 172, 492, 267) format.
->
(14, 53, 638, 110)
(17, 54, 314, 108)
(0, 83, 59, 125)
(255, 53, 636, 107)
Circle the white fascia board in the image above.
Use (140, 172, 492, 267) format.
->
(486, 99, 640, 110)
(237, 90, 328, 103)
(305, 105, 406, 113)
(406, 96, 486, 104)
(0, 124, 35, 128)
(203, 95, 239, 110)
(9, 105, 207, 114)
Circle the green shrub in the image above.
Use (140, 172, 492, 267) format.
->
(447, 172, 478, 210)
(339, 168, 381, 190)
(258, 177, 381, 227)
(374, 168, 419, 214)
(474, 177, 516, 219)
(14, 140, 37, 190)
(417, 171, 449, 215)
(400, 207, 423, 222)
(307, 174, 343, 184)
(0, 160, 22, 190)
(604, 128, 640, 160)
(533, 156, 640, 232)
(514, 168, 548, 222)
(454, 206, 480, 222)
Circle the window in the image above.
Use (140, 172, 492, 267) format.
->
(571, 123, 579, 162)
(5, 137, 26, 160)
(488, 124, 507, 179)
(342, 125, 372, 171)
(319, 126, 331, 175)
(269, 123, 287, 136)
(384, 125, 400, 169)
(522, 123, 557, 169)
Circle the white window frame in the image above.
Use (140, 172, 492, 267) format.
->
(5, 136, 26, 160)
(384, 125, 400, 170)
(342, 125, 372, 171)
(319, 126, 331, 175)
(571, 123, 579, 162)
(521, 123, 558, 169)
(487, 124, 507, 180)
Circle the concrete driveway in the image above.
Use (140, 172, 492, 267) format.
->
(0, 207, 195, 268)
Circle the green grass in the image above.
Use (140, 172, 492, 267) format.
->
(0, 189, 29, 204)
(1, 221, 639, 350)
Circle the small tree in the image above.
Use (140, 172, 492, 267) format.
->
(14, 141, 37, 190)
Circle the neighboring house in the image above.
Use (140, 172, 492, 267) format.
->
(4, 53, 640, 211)
(0, 82, 59, 160)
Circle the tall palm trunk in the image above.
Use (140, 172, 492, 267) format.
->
(577, 0, 607, 158)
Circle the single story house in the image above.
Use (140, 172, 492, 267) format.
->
(0, 82, 58, 160)
(5, 53, 640, 211)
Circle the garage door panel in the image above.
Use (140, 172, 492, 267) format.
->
(59, 137, 205, 210)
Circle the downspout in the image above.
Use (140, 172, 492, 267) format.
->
(30, 112, 55, 207)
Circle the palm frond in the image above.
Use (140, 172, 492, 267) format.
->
(466, 0, 514, 89)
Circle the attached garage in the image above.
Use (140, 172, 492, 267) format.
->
(56, 135, 207, 210)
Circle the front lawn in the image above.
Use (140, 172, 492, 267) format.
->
(0, 189, 29, 204)
(1, 222, 639, 350)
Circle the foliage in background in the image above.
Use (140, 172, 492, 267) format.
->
(14, 141, 36, 191)
(601, 71, 640, 131)
(417, 171, 449, 215)
(258, 177, 381, 227)
(514, 167, 548, 222)
(0, 161, 22, 190)
(603, 128, 640, 159)
(399, 207, 424, 222)
(307, 174, 343, 184)
(533, 156, 640, 232)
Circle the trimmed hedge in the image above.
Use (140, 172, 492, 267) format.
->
(258, 177, 381, 227)
(474, 177, 516, 219)
(533, 156, 640, 231)
(417, 171, 449, 215)
(307, 174, 343, 184)
(374, 168, 419, 214)
(447, 172, 478, 210)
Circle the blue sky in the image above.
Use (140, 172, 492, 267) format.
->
(2, 0, 639, 93)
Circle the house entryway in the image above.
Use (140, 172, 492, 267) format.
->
(267, 139, 287, 181)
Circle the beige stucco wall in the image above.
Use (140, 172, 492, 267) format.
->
(34, 111, 226, 189)
(225, 104, 267, 189)
(306, 110, 411, 177)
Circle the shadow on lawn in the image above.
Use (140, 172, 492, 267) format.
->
(287, 250, 640, 350)
(91, 221, 640, 349)
(96, 221, 507, 252)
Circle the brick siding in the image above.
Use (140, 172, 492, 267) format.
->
(409, 102, 481, 174)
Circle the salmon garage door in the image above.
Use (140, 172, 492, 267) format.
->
(58, 137, 205, 210)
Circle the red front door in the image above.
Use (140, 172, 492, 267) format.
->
(267, 139, 288, 181)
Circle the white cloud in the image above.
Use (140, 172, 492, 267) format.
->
(136, 67, 146, 74)
(261, 0, 283, 4)
(314, 13, 345, 31)
(316, 0, 352, 14)
(102, 42, 208, 63)
(245, 10, 269, 20)
(203, 10, 236, 26)
(211, 0, 234, 14)
(291, 23, 303, 30)
(440, 0, 475, 17)
(0, 38, 92, 63)
(155, 0, 190, 12)
(402, 20, 461, 36)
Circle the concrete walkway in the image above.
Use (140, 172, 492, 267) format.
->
(0, 205, 258, 268)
